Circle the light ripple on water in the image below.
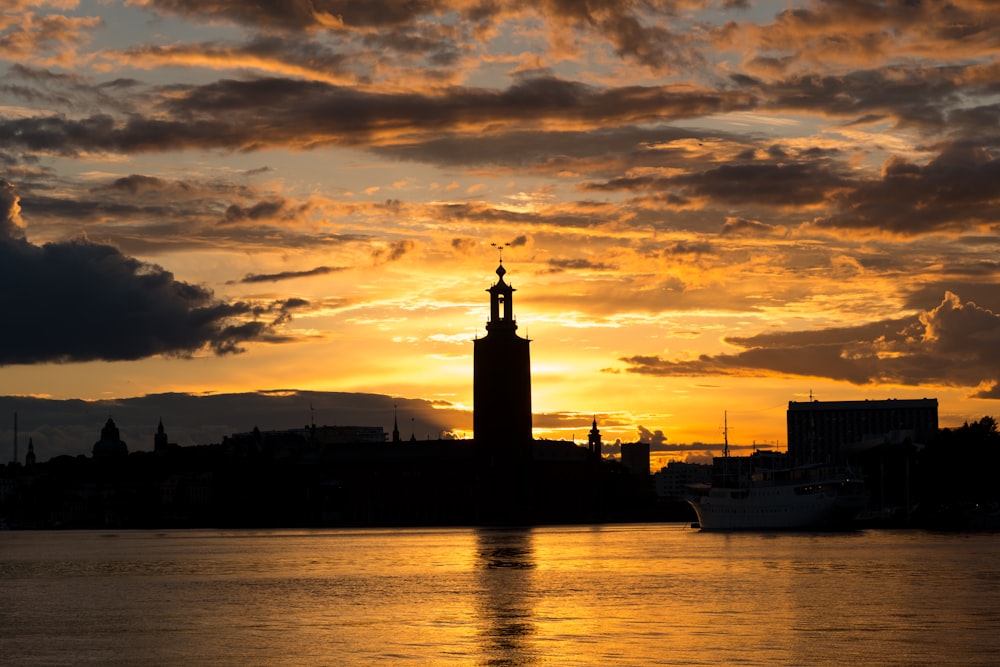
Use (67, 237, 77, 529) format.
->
(2, 525, 1000, 666)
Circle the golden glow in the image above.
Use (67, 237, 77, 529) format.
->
(2, 1, 998, 457)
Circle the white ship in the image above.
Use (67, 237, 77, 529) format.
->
(687, 462, 868, 530)
(687, 418, 868, 530)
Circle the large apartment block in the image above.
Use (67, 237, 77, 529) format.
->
(787, 398, 938, 464)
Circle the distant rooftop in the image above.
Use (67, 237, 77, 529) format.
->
(788, 398, 938, 411)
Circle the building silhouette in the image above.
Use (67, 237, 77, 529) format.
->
(787, 398, 938, 465)
(587, 417, 602, 461)
(474, 259, 532, 458)
(620, 441, 650, 477)
(92, 417, 128, 459)
(473, 259, 535, 520)
(0, 260, 667, 528)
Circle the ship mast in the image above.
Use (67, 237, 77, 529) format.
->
(722, 411, 729, 458)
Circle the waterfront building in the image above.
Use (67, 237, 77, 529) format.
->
(787, 398, 938, 465)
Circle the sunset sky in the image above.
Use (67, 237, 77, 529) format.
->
(2, 0, 1000, 461)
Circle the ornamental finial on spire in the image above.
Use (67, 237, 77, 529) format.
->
(491, 241, 511, 279)
(491, 241, 510, 262)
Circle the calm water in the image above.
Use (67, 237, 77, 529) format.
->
(2, 525, 999, 666)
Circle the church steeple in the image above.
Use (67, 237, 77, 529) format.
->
(154, 418, 169, 453)
(392, 405, 401, 443)
(588, 416, 602, 461)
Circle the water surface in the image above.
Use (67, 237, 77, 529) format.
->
(2, 525, 998, 665)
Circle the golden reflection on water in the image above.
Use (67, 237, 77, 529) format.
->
(475, 529, 538, 666)
(3, 527, 1000, 665)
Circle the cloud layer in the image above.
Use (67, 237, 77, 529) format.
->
(1, 0, 1000, 445)
(0, 182, 301, 363)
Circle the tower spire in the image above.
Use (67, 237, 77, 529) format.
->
(392, 404, 401, 443)
(485, 244, 517, 332)
(588, 416, 602, 460)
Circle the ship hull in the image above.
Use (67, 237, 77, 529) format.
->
(688, 482, 867, 531)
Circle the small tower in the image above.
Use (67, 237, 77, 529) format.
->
(25, 437, 36, 468)
(154, 418, 169, 454)
(588, 416, 602, 461)
(392, 405, 401, 443)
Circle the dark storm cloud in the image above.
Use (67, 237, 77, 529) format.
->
(128, 3, 467, 76)
(125, 34, 356, 75)
(372, 239, 415, 263)
(520, 0, 705, 72)
(750, 65, 997, 133)
(750, 0, 1000, 63)
(760, 68, 967, 129)
(586, 159, 848, 208)
(581, 138, 1000, 235)
(2, 65, 144, 116)
(222, 199, 288, 224)
(661, 240, 713, 256)
(138, 0, 439, 31)
(20, 192, 182, 225)
(948, 104, 1000, 143)
(720, 216, 785, 237)
(0, 76, 753, 157)
(100, 174, 192, 195)
(619, 292, 1000, 395)
(239, 266, 344, 284)
(359, 23, 465, 67)
(19, 192, 369, 258)
(814, 143, 1000, 234)
(372, 126, 702, 169)
(13, 173, 370, 257)
(139, 0, 723, 71)
(0, 183, 301, 364)
(905, 280, 1000, 314)
(680, 162, 845, 207)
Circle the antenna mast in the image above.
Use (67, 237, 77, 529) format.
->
(723, 411, 729, 458)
